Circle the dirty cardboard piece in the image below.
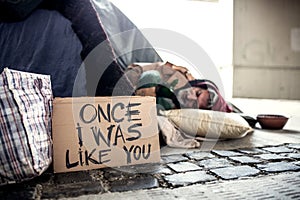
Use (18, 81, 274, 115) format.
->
(52, 96, 160, 173)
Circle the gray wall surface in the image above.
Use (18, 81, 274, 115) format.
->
(233, 0, 300, 99)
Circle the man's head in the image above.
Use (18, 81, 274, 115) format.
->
(176, 86, 210, 109)
(180, 79, 232, 112)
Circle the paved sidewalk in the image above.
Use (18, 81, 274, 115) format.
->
(1, 141, 300, 199)
(67, 172, 300, 200)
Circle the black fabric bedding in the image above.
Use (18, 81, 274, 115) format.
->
(0, 0, 162, 97)
(93, 0, 162, 69)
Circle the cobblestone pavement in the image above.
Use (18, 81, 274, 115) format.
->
(1, 143, 300, 199)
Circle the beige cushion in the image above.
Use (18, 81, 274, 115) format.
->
(160, 109, 253, 139)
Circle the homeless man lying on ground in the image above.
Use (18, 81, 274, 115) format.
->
(124, 62, 254, 149)
(125, 62, 233, 113)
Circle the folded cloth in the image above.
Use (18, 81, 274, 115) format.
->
(0, 68, 53, 185)
(157, 116, 201, 148)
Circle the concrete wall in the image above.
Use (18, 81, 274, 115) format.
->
(233, 0, 300, 99)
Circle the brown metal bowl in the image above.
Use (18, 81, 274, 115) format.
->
(256, 114, 289, 130)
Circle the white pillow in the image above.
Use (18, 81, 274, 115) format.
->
(160, 109, 253, 139)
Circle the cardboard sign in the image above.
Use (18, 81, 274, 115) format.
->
(52, 96, 160, 173)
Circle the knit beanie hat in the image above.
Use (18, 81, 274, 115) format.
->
(136, 70, 162, 89)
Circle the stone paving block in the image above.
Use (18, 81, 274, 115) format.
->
(152, 167, 174, 175)
(237, 148, 267, 155)
(198, 158, 234, 169)
(0, 183, 39, 200)
(103, 168, 134, 182)
(88, 169, 105, 182)
(161, 154, 189, 164)
(42, 181, 103, 199)
(293, 161, 300, 166)
(109, 176, 159, 192)
(212, 150, 243, 157)
(287, 143, 300, 150)
(164, 171, 217, 186)
(262, 146, 295, 153)
(256, 162, 300, 173)
(185, 151, 215, 160)
(254, 153, 289, 161)
(167, 162, 202, 173)
(114, 163, 173, 175)
(107, 163, 169, 175)
(53, 171, 92, 184)
(228, 156, 263, 164)
(210, 166, 260, 180)
(280, 153, 300, 159)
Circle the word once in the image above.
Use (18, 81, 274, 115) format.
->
(79, 102, 142, 124)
